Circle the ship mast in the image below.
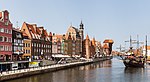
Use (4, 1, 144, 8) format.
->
(130, 35, 132, 48)
(146, 35, 147, 59)
(137, 35, 139, 55)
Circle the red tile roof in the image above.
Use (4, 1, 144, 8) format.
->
(103, 39, 114, 43)
(44, 30, 48, 36)
(24, 22, 50, 39)
(103, 44, 109, 49)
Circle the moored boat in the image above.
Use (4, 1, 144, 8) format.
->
(123, 55, 145, 67)
(121, 35, 147, 68)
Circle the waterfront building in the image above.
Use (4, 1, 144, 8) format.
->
(142, 46, 150, 60)
(51, 21, 84, 58)
(64, 34, 73, 56)
(52, 34, 63, 55)
(95, 41, 103, 57)
(103, 39, 114, 56)
(64, 22, 84, 57)
(83, 35, 90, 59)
(21, 22, 52, 61)
(91, 38, 96, 57)
(82, 35, 97, 59)
(12, 28, 24, 61)
(0, 10, 13, 61)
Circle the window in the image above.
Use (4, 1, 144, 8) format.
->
(34, 43, 36, 47)
(0, 46, 4, 51)
(0, 36, 3, 42)
(28, 43, 30, 47)
(14, 46, 17, 51)
(8, 30, 12, 34)
(26, 50, 27, 53)
(14, 39, 16, 43)
(5, 46, 8, 51)
(26, 43, 28, 47)
(4, 29, 8, 33)
(9, 46, 12, 51)
(5, 15, 8, 19)
(0, 28, 4, 32)
(8, 38, 11, 42)
(28, 50, 30, 54)
(17, 39, 21, 43)
(4, 37, 8, 42)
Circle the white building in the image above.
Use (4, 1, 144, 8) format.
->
(142, 46, 150, 60)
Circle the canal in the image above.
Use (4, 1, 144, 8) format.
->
(5, 58, 150, 82)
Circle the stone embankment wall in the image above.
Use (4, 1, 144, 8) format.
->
(0, 57, 112, 81)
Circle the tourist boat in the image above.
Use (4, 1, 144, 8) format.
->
(121, 35, 147, 68)
(123, 54, 145, 67)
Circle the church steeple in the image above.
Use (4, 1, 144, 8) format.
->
(80, 20, 84, 29)
(79, 21, 84, 41)
(79, 21, 84, 57)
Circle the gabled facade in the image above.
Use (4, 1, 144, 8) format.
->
(64, 22, 84, 57)
(21, 22, 52, 60)
(0, 10, 13, 61)
(52, 34, 63, 54)
(12, 28, 24, 61)
(82, 35, 96, 59)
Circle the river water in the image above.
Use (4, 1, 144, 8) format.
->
(5, 57, 150, 82)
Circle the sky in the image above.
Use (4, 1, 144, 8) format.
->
(1, 0, 150, 50)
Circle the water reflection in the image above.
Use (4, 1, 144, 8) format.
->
(123, 67, 145, 82)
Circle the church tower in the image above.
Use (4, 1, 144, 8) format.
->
(79, 21, 84, 57)
(79, 21, 84, 41)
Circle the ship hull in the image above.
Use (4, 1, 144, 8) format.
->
(123, 59, 144, 67)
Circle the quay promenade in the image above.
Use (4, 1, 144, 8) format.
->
(0, 57, 112, 81)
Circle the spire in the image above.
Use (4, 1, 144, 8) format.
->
(49, 32, 52, 37)
(86, 35, 89, 40)
(80, 20, 84, 29)
(92, 37, 96, 47)
(92, 37, 95, 42)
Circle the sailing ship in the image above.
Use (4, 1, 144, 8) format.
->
(121, 35, 147, 67)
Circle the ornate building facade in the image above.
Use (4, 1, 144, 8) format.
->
(64, 21, 84, 57)
(12, 28, 24, 61)
(21, 22, 52, 60)
(0, 10, 13, 61)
